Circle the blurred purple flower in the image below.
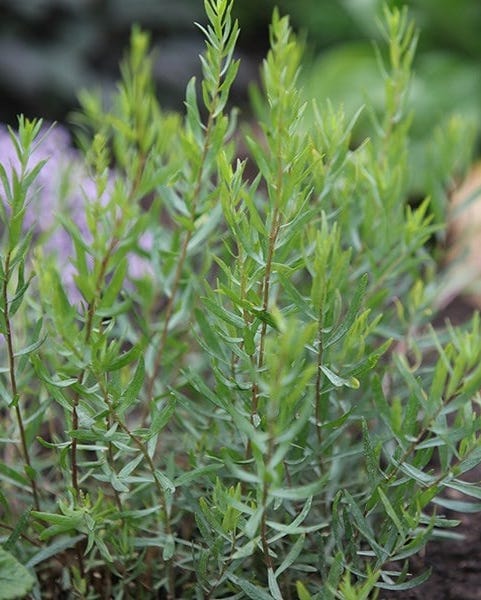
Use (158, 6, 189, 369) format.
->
(0, 123, 153, 305)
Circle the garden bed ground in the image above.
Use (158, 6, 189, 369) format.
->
(385, 493, 481, 599)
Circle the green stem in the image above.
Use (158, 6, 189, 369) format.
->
(145, 71, 223, 411)
(99, 376, 175, 598)
(71, 234, 120, 497)
(69, 232, 121, 585)
(3, 250, 40, 511)
(315, 288, 327, 445)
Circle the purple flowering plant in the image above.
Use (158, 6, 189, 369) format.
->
(0, 121, 156, 304)
(1, 2, 481, 598)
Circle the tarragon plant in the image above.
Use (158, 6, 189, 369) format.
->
(0, 1, 480, 598)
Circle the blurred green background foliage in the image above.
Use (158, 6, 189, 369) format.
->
(1, 0, 480, 181)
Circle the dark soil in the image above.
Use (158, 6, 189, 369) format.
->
(382, 507, 481, 599)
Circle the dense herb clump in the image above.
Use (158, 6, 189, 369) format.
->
(0, 1, 480, 598)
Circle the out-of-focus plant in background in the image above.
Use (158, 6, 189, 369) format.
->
(2, 0, 480, 238)
(297, 0, 481, 210)
(1, 0, 481, 153)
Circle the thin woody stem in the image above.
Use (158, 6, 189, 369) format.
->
(3, 250, 40, 511)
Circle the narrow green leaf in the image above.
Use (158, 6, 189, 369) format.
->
(98, 259, 127, 308)
(390, 530, 432, 561)
(163, 534, 175, 561)
(185, 77, 203, 143)
(456, 445, 481, 476)
(245, 505, 264, 539)
(229, 574, 274, 600)
(105, 345, 140, 371)
(0, 463, 29, 488)
(432, 497, 481, 513)
(460, 363, 481, 398)
(326, 552, 344, 597)
(13, 335, 46, 358)
(268, 568, 283, 600)
(3, 510, 30, 552)
(275, 534, 305, 577)
(324, 273, 368, 348)
(188, 204, 223, 253)
(270, 476, 329, 500)
(244, 192, 267, 235)
(231, 539, 258, 560)
(195, 507, 214, 545)
(267, 497, 314, 541)
(26, 535, 84, 568)
(296, 580, 313, 600)
(119, 357, 145, 412)
(377, 487, 405, 536)
(154, 470, 175, 494)
(376, 569, 432, 591)
(278, 273, 315, 319)
(150, 398, 176, 434)
(118, 454, 144, 480)
(109, 472, 129, 493)
(320, 365, 359, 389)
(174, 464, 222, 487)
(393, 460, 437, 485)
(195, 307, 224, 358)
(444, 479, 481, 500)
(342, 490, 386, 561)
(362, 419, 380, 485)
(202, 296, 245, 329)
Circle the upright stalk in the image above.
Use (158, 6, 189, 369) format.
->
(145, 125, 210, 403)
(3, 250, 40, 511)
(145, 1, 238, 407)
(96, 376, 175, 598)
(315, 292, 326, 444)
(248, 209, 281, 439)
(68, 233, 120, 583)
(248, 126, 284, 443)
(70, 234, 119, 497)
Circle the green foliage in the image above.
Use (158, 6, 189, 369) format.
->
(0, 547, 35, 600)
(301, 3, 481, 207)
(0, 1, 480, 598)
